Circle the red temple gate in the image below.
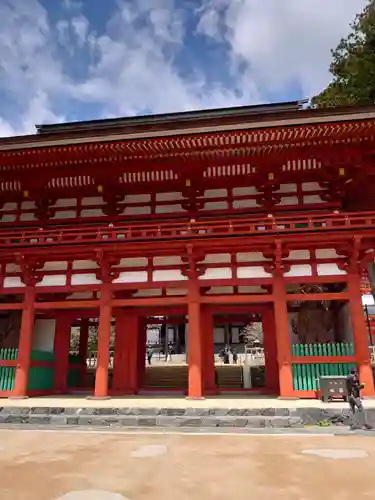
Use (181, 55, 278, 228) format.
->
(0, 100, 374, 399)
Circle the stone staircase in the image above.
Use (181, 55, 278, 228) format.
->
(216, 365, 243, 389)
(143, 365, 188, 389)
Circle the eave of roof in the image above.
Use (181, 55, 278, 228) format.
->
(1, 100, 375, 153)
(35, 100, 305, 135)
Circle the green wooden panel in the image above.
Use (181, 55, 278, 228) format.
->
(68, 368, 80, 388)
(292, 362, 358, 391)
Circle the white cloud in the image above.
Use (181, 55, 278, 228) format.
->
(197, 0, 368, 97)
(70, 0, 257, 116)
(0, 0, 369, 138)
(0, 0, 66, 136)
(71, 15, 89, 46)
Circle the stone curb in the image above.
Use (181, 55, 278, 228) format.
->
(0, 405, 371, 428)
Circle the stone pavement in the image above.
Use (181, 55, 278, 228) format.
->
(0, 428, 374, 499)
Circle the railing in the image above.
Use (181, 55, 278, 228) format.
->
(0, 210, 374, 249)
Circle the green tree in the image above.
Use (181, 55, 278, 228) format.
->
(312, 1, 375, 107)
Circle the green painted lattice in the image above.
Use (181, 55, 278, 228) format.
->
(292, 342, 355, 357)
(292, 363, 356, 391)
(0, 348, 17, 391)
(28, 351, 55, 391)
(0, 349, 56, 392)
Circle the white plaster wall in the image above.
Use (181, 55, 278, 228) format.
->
(303, 194, 324, 204)
(237, 267, 272, 278)
(203, 254, 231, 264)
(153, 256, 182, 266)
(153, 270, 187, 282)
(276, 183, 297, 193)
(277, 196, 299, 206)
(71, 274, 101, 285)
(200, 267, 232, 280)
(317, 263, 347, 276)
(302, 182, 322, 191)
(37, 275, 67, 287)
(125, 194, 151, 204)
(81, 197, 105, 206)
(206, 286, 234, 294)
(204, 189, 227, 198)
(32, 319, 56, 352)
(285, 250, 310, 260)
(54, 198, 77, 207)
(232, 186, 258, 196)
(237, 252, 270, 262)
(284, 265, 312, 277)
(233, 198, 259, 208)
(119, 258, 147, 267)
(155, 204, 184, 213)
(4, 277, 24, 288)
(72, 260, 98, 270)
(115, 271, 148, 283)
(315, 249, 343, 259)
(156, 192, 183, 201)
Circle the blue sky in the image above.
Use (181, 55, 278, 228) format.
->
(0, 0, 368, 137)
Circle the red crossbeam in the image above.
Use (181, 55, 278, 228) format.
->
(0, 211, 373, 249)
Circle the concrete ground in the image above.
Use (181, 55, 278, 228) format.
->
(0, 428, 375, 499)
(2, 394, 375, 409)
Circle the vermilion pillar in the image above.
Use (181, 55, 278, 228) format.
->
(348, 273, 375, 397)
(112, 311, 125, 392)
(187, 282, 204, 399)
(262, 308, 279, 393)
(54, 315, 72, 393)
(12, 286, 35, 398)
(202, 307, 216, 393)
(137, 318, 147, 388)
(79, 318, 89, 386)
(93, 285, 112, 398)
(113, 309, 139, 394)
(122, 310, 139, 394)
(273, 273, 294, 398)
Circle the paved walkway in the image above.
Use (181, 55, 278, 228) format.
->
(0, 428, 374, 499)
(2, 394, 375, 409)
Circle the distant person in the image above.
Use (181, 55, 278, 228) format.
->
(346, 368, 372, 430)
(231, 347, 238, 364)
(167, 344, 173, 363)
(223, 346, 230, 365)
(147, 346, 154, 365)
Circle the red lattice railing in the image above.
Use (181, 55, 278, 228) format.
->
(0, 210, 373, 249)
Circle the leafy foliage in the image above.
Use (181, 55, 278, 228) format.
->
(241, 322, 262, 346)
(312, 1, 375, 107)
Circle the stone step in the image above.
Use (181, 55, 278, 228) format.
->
(0, 406, 368, 429)
(0, 411, 302, 428)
